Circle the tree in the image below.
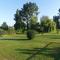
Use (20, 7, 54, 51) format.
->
(27, 30, 35, 40)
(22, 2, 38, 30)
(53, 16, 59, 29)
(14, 2, 38, 39)
(14, 2, 38, 31)
(30, 16, 38, 30)
(53, 9, 60, 29)
(40, 16, 56, 32)
(14, 9, 22, 30)
(1, 22, 8, 31)
(21, 2, 38, 39)
(34, 22, 41, 33)
(14, 9, 26, 33)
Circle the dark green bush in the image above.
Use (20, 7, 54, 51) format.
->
(27, 30, 35, 40)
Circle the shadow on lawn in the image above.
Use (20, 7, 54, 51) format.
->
(15, 42, 60, 60)
(49, 37, 60, 39)
(0, 38, 28, 41)
(46, 35, 60, 39)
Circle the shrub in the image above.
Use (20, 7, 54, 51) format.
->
(27, 30, 35, 40)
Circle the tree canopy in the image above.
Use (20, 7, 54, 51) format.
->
(14, 2, 38, 31)
(1, 22, 8, 31)
(40, 16, 56, 32)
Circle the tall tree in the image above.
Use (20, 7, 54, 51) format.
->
(14, 9, 22, 30)
(14, 2, 38, 31)
(22, 2, 38, 30)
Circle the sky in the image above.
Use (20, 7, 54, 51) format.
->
(0, 0, 60, 26)
(0, 0, 20, 26)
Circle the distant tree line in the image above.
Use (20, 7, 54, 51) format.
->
(0, 2, 60, 39)
(14, 2, 59, 34)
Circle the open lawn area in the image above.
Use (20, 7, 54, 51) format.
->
(0, 34, 60, 60)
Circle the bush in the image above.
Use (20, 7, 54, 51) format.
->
(27, 30, 35, 40)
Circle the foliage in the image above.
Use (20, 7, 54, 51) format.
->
(53, 16, 59, 29)
(14, 9, 25, 31)
(34, 22, 41, 33)
(40, 16, 56, 32)
(1, 22, 8, 31)
(22, 2, 38, 30)
(53, 9, 60, 29)
(14, 2, 38, 31)
(30, 16, 38, 30)
(27, 30, 35, 40)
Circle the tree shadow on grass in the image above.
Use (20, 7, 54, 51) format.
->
(50, 37, 60, 39)
(47, 35, 60, 39)
(0, 38, 28, 41)
(39, 47, 60, 60)
(15, 42, 60, 60)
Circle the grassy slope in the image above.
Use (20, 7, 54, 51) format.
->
(0, 34, 60, 60)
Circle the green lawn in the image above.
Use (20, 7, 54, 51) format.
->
(0, 34, 60, 60)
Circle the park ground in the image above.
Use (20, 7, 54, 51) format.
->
(0, 34, 60, 60)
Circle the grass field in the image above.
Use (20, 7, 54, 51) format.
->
(0, 34, 60, 60)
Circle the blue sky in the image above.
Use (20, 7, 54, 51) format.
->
(0, 0, 60, 26)
(0, 0, 20, 26)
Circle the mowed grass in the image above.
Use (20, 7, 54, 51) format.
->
(0, 34, 60, 60)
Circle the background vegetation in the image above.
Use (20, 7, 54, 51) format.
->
(0, 2, 60, 60)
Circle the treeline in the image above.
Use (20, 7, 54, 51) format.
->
(0, 22, 15, 35)
(14, 2, 60, 33)
(0, 2, 60, 39)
